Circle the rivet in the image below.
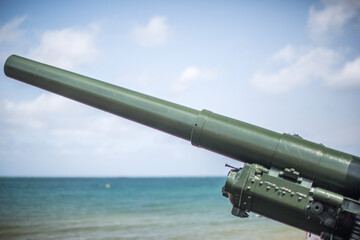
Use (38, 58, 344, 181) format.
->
(275, 187, 279, 191)
(251, 179, 255, 184)
(248, 196, 251, 199)
(259, 181, 263, 185)
(247, 186, 251, 191)
(298, 197, 302, 201)
(266, 186, 270, 191)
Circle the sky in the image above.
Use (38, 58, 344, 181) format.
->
(0, 0, 359, 177)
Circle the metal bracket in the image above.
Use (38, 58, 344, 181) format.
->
(279, 168, 302, 183)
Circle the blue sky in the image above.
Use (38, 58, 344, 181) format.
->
(0, 0, 359, 176)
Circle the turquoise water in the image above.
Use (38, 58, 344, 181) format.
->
(0, 177, 304, 239)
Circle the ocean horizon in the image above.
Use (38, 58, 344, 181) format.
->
(0, 177, 305, 239)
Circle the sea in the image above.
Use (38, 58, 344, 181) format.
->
(0, 177, 305, 240)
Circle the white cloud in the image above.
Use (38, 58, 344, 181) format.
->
(308, 0, 360, 42)
(327, 56, 360, 87)
(172, 66, 218, 92)
(271, 44, 298, 63)
(28, 24, 99, 70)
(2, 93, 85, 130)
(0, 15, 26, 45)
(132, 16, 170, 47)
(252, 47, 340, 93)
(0, 93, 142, 155)
(253, 0, 360, 93)
(251, 45, 360, 93)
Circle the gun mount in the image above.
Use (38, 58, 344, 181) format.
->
(4, 55, 360, 239)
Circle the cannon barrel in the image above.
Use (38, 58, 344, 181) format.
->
(4, 55, 359, 200)
(5, 55, 360, 238)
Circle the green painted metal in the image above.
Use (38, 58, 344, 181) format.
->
(222, 164, 354, 238)
(4, 55, 198, 141)
(4, 55, 360, 239)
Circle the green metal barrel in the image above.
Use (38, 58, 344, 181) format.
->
(4, 55, 360, 199)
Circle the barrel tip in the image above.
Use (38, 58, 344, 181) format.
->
(4, 54, 19, 76)
(5, 54, 19, 62)
(5, 54, 21, 62)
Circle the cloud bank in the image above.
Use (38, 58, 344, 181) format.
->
(1, 93, 140, 156)
(251, 0, 360, 93)
(0, 15, 26, 45)
(252, 46, 360, 93)
(308, 0, 360, 42)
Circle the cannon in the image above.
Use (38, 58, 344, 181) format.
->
(4, 55, 360, 239)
